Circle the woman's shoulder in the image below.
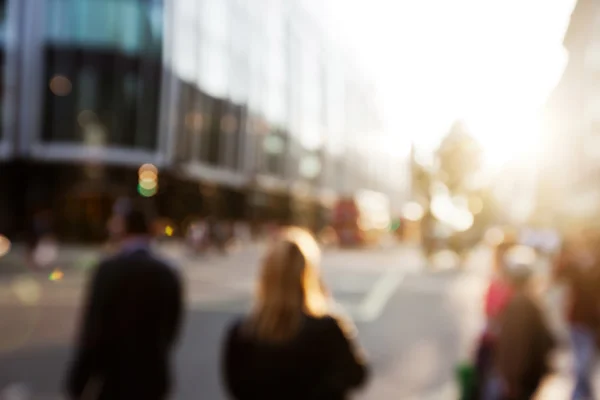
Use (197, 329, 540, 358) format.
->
(304, 314, 338, 327)
(305, 314, 356, 338)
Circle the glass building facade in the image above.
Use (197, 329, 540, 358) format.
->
(166, 0, 394, 191)
(0, 0, 408, 239)
(42, 0, 163, 149)
(0, 0, 18, 156)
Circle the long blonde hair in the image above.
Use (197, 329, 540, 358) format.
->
(246, 227, 329, 342)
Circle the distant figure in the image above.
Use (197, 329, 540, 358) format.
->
(215, 220, 231, 253)
(25, 209, 56, 270)
(222, 227, 368, 400)
(106, 197, 132, 251)
(554, 238, 600, 400)
(65, 208, 184, 400)
(233, 220, 251, 244)
(485, 239, 518, 330)
(496, 261, 555, 400)
(473, 238, 516, 399)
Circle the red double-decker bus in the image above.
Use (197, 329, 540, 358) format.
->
(331, 191, 391, 247)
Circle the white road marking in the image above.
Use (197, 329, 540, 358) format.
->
(356, 269, 404, 322)
(0, 260, 410, 323)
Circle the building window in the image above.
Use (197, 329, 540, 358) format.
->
(46, 0, 162, 56)
(221, 102, 246, 171)
(0, 0, 7, 140)
(174, 81, 201, 163)
(41, 0, 163, 149)
(262, 129, 287, 177)
(198, 91, 222, 166)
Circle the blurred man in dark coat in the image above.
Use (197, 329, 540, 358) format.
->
(65, 208, 184, 400)
(496, 262, 555, 400)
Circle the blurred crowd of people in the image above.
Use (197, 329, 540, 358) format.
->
(45, 196, 600, 399)
(21, 197, 289, 272)
(465, 230, 600, 399)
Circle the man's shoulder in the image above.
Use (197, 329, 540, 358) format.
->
(100, 250, 181, 276)
(152, 254, 182, 274)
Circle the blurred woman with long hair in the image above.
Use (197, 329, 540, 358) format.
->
(222, 227, 368, 400)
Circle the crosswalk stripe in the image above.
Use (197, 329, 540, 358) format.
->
(356, 269, 404, 322)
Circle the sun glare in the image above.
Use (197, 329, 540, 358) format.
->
(325, 0, 573, 178)
(466, 113, 543, 171)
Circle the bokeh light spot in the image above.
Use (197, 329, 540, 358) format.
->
(138, 184, 158, 197)
(139, 170, 157, 181)
(402, 202, 425, 221)
(484, 227, 505, 247)
(138, 163, 158, 176)
(263, 135, 285, 154)
(11, 277, 41, 306)
(49, 75, 72, 96)
(33, 240, 58, 268)
(468, 197, 484, 215)
(165, 226, 174, 237)
(185, 112, 204, 131)
(299, 155, 322, 179)
(139, 178, 158, 190)
(505, 245, 537, 266)
(48, 269, 64, 282)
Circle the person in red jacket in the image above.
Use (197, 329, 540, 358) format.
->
(485, 239, 518, 335)
(475, 237, 517, 399)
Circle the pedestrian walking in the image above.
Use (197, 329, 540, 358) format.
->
(221, 227, 368, 400)
(554, 237, 600, 400)
(468, 237, 516, 400)
(496, 260, 555, 400)
(65, 207, 184, 400)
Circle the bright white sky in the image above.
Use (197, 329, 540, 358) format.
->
(321, 0, 577, 171)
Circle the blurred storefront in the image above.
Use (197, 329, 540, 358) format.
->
(0, 0, 408, 242)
